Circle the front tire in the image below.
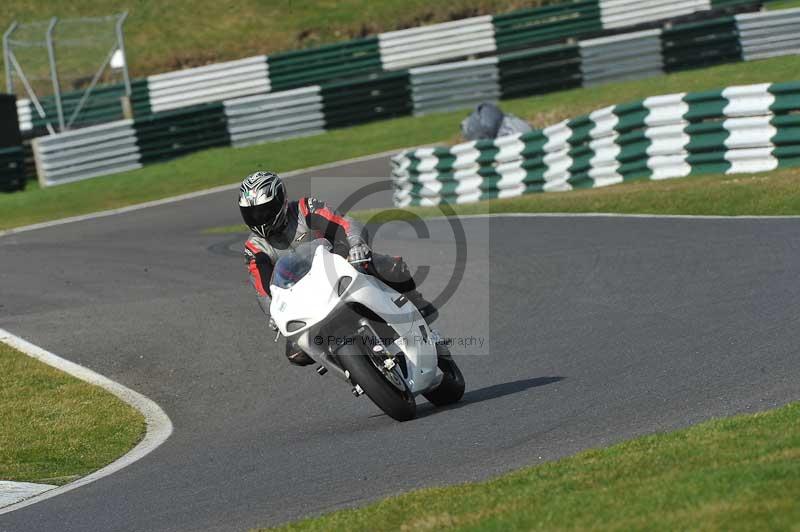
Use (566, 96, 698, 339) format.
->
(422, 344, 465, 407)
(338, 338, 417, 422)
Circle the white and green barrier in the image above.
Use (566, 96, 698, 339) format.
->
(391, 82, 800, 206)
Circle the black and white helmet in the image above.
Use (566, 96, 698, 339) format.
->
(238, 171, 288, 238)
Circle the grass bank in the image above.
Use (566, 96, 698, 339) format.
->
(3, 55, 799, 232)
(0, 342, 145, 485)
(262, 402, 800, 531)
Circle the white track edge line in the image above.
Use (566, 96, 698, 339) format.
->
(423, 212, 800, 220)
(0, 148, 411, 238)
(0, 328, 173, 515)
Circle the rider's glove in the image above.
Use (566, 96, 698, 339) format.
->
(268, 317, 279, 332)
(347, 240, 372, 264)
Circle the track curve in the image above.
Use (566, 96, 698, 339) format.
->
(1, 155, 799, 531)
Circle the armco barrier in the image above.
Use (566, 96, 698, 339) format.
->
(133, 103, 230, 163)
(662, 17, 742, 72)
(493, 0, 602, 53)
(321, 71, 411, 129)
(32, 120, 141, 187)
(736, 8, 800, 61)
(223, 86, 326, 147)
(410, 57, 500, 116)
(391, 81, 800, 206)
(378, 16, 497, 71)
(599, 0, 710, 29)
(498, 43, 583, 99)
(0, 146, 25, 191)
(268, 37, 382, 92)
(147, 56, 270, 113)
(580, 29, 663, 86)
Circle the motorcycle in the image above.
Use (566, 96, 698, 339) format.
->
(269, 239, 465, 421)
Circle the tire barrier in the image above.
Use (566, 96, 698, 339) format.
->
(1, 94, 24, 191)
(391, 81, 800, 206)
(0, 146, 25, 191)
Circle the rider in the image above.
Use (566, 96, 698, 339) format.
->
(239, 171, 437, 366)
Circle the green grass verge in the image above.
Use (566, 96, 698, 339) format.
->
(767, 0, 800, 9)
(205, 167, 800, 236)
(3, 55, 800, 233)
(1, 1, 537, 80)
(0, 342, 145, 485)
(261, 402, 800, 531)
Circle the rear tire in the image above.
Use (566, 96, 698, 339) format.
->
(338, 338, 417, 422)
(423, 344, 465, 407)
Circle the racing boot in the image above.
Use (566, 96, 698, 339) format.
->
(286, 339, 315, 366)
(405, 289, 438, 325)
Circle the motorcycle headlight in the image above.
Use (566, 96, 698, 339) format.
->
(336, 276, 352, 296)
(286, 320, 306, 333)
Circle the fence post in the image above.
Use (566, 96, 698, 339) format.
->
(116, 12, 132, 97)
(120, 95, 133, 119)
(30, 137, 47, 188)
(45, 17, 66, 132)
(3, 22, 18, 94)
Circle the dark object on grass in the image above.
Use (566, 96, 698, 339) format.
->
(461, 102, 532, 141)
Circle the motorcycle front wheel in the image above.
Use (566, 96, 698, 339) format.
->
(338, 336, 417, 422)
(422, 344, 465, 407)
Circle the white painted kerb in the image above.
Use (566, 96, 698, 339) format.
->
(0, 329, 173, 515)
(0, 482, 57, 509)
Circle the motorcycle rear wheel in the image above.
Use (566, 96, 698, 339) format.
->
(338, 337, 417, 422)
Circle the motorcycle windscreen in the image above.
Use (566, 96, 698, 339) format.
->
(270, 240, 331, 289)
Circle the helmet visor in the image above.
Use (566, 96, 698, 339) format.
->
(240, 202, 284, 231)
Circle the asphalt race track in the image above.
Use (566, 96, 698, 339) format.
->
(1, 154, 799, 531)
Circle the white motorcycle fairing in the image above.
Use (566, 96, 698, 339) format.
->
(269, 243, 441, 395)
